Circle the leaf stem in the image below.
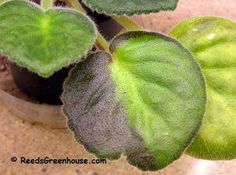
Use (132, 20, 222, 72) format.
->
(112, 16, 143, 31)
(67, 0, 110, 52)
(67, 0, 86, 13)
(96, 33, 110, 52)
(41, 0, 54, 9)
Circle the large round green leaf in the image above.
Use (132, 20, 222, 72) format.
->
(62, 31, 206, 171)
(170, 17, 236, 160)
(83, 0, 178, 16)
(0, 0, 96, 77)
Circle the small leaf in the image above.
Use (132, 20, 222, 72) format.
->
(170, 17, 236, 160)
(0, 0, 96, 77)
(83, 0, 178, 16)
(62, 31, 206, 171)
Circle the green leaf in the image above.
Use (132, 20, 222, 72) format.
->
(83, 0, 178, 16)
(62, 31, 206, 171)
(170, 17, 236, 160)
(0, 0, 96, 77)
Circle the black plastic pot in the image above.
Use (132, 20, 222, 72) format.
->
(10, 63, 71, 104)
(10, 3, 122, 104)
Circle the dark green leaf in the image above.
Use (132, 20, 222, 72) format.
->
(83, 0, 178, 16)
(62, 31, 206, 170)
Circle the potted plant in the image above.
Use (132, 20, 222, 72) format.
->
(0, 0, 235, 172)
(0, 0, 123, 128)
(7, 0, 123, 105)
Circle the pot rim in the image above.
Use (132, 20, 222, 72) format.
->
(0, 89, 67, 129)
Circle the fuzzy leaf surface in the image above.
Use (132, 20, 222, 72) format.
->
(170, 17, 236, 160)
(62, 31, 206, 170)
(83, 0, 178, 16)
(0, 0, 96, 77)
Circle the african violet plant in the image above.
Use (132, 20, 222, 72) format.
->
(0, 0, 234, 172)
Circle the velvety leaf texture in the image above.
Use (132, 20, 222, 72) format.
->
(170, 17, 236, 160)
(62, 31, 206, 171)
(83, 0, 178, 16)
(0, 0, 96, 77)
